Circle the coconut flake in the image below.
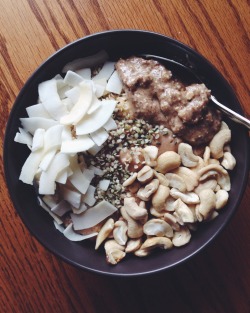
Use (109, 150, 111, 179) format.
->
(37, 196, 63, 225)
(82, 185, 96, 206)
(90, 128, 109, 146)
(88, 144, 103, 156)
(51, 200, 71, 216)
(65, 86, 81, 104)
(75, 99, 116, 135)
(39, 148, 57, 171)
(63, 223, 97, 241)
(60, 81, 93, 125)
(71, 200, 117, 230)
(88, 165, 104, 176)
(87, 95, 102, 115)
(92, 61, 115, 82)
(53, 220, 65, 233)
(60, 185, 82, 208)
(106, 70, 123, 94)
(98, 179, 110, 191)
(61, 135, 95, 154)
(63, 70, 84, 87)
(103, 118, 117, 131)
(26, 103, 52, 118)
(31, 128, 45, 152)
(14, 128, 33, 147)
(75, 68, 91, 80)
(20, 117, 58, 135)
(39, 153, 70, 195)
(72, 202, 88, 214)
(43, 124, 64, 151)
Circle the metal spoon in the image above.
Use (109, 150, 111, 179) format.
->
(142, 54, 250, 130)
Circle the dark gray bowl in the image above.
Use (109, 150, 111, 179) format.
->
(4, 30, 250, 276)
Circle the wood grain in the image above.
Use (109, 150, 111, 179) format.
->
(0, 1, 249, 312)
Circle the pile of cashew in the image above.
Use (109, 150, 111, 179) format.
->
(95, 122, 236, 264)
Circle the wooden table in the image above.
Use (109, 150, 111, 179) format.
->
(0, 1, 249, 312)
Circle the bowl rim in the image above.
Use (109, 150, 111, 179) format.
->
(3, 29, 250, 276)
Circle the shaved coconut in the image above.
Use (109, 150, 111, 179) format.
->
(19, 148, 44, 184)
(92, 80, 106, 98)
(61, 125, 72, 141)
(76, 99, 116, 135)
(39, 148, 57, 171)
(39, 153, 70, 195)
(20, 117, 58, 135)
(69, 157, 93, 194)
(71, 200, 117, 230)
(75, 68, 91, 80)
(92, 61, 115, 82)
(72, 203, 88, 214)
(42, 97, 68, 121)
(88, 165, 104, 176)
(63, 70, 84, 87)
(53, 220, 65, 233)
(44, 124, 64, 151)
(42, 195, 58, 209)
(26, 103, 51, 118)
(58, 85, 72, 100)
(61, 135, 95, 154)
(106, 70, 123, 94)
(82, 168, 95, 181)
(82, 185, 96, 206)
(63, 223, 97, 241)
(98, 179, 110, 191)
(37, 197, 63, 225)
(87, 95, 102, 115)
(60, 186, 82, 208)
(38, 79, 57, 102)
(103, 118, 117, 131)
(55, 168, 68, 184)
(31, 128, 45, 152)
(88, 143, 103, 156)
(62, 50, 108, 73)
(51, 200, 71, 216)
(65, 86, 81, 104)
(61, 98, 74, 111)
(14, 128, 33, 147)
(90, 128, 109, 146)
(60, 81, 93, 125)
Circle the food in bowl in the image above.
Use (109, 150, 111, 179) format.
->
(14, 53, 236, 265)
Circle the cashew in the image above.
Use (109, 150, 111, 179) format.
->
(203, 146, 210, 165)
(173, 167, 199, 191)
(134, 248, 151, 257)
(150, 206, 165, 217)
(199, 170, 218, 181)
(164, 196, 176, 212)
(95, 218, 115, 250)
(206, 210, 219, 221)
(140, 237, 173, 251)
(137, 165, 154, 183)
(172, 226, 191, 247)
(104, 240, 126, 265)
(196, 189, 216, 220)
(155, 151, 181, 174)
(178, 143, 199, 167)
(142, 145, 158, 167)
(120, 206, 144, 239)
(127, 181, 141, 194)
(198, 164, 227, 179)
(123, 173, 137, 187)
(125, 238, 142, 253)
(170, 188, 200, 204)
(143, 219, 173, 237)
(151, 184, 170, 212)
(195, 179, 218, 194)
(123, 197, 148, 222)
(163, 213, 180, 231)
(221, 152, 236, 170)
(173, 199, 195, 224)
(165, 173, 187, 193)
(153, 170, 169, 187)
(113, 220, 128, 245)
(137, 179, 159, 201)
(191, 156, 206, 173)
(215, 189, 229, 209)
(209, 129, 231, 159)
(217, 172, 231, 191)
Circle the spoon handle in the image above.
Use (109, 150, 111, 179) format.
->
(211, 95, 250, 130)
